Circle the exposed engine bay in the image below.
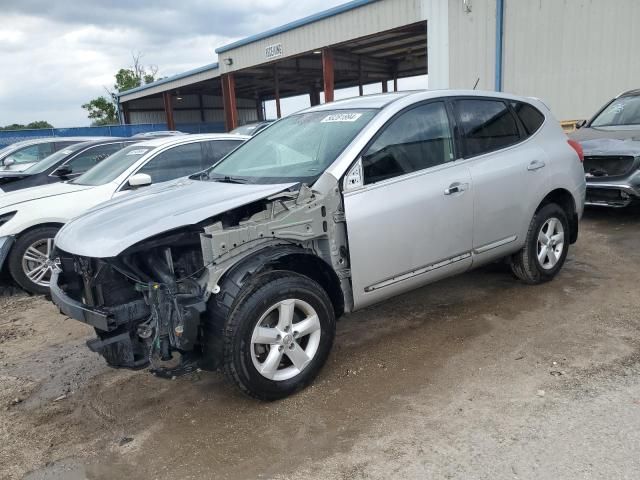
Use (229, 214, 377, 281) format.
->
(52, 185, 350, 377)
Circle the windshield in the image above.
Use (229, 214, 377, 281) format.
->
(23, 143, 84, 174)
(71, 144, 151, 186)
(207, 109, 377, 184)
(591, 95, 640, 127)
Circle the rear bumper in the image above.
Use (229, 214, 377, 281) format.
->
(0, 236, 14, 271)
(585, 182, 640, 207)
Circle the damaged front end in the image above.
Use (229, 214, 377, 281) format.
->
(52, 232, 208, 376)
(51, 185, 349, 377)
(580, 139, 640, 207)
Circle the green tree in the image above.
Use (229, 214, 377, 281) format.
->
(0, 121, 54, 130)
(81, 96, 118, 126)
(114, 68, 142, 91)
(26, 120, 54, 129)
(82, 52, 159, 126)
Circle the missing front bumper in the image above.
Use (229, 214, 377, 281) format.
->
(50, 269, 149, 331)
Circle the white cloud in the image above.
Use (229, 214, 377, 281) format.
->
(0, 0, 349, 127)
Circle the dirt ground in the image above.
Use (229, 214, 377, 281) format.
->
(1, 206, 640, 480)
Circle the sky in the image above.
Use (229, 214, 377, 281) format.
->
(0, 0, 426, 127)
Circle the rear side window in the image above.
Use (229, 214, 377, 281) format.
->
(510, 101, 545, 135)
(454, 99, 520, 158)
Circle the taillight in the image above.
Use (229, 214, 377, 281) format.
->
(567, 139, 584, 162)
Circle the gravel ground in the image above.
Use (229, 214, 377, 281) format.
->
(1, 206, 639, 480)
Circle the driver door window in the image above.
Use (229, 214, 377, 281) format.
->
(362, 102, 454, 184)
(137, 142, 205, 184)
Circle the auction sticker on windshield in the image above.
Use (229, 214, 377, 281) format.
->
(321, 113, 363, 123)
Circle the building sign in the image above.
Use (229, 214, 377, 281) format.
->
(265, 43, 283, 59)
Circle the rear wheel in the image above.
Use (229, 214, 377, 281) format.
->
(510, 203, 569, 284)
(208, 272, 336, 400)
(8, 226, 59, 295)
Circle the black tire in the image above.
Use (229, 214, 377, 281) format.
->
(510, 203, 569, 284)
(205, 271, 336, 401)
(8, 226, 59, 295)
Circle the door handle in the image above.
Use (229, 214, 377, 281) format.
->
(444, 182, 469, 195)
(527, 160, 546, 171)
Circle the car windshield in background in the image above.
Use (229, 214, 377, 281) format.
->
(23, 144, 84, 174)
(207, 109, 377, 184)
(71, 145, 151, 186)
(591, 95, 640, 127)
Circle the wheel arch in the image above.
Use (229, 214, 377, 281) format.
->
(14, 222, 65, 238)
(2, 222, 64, 273)
(201, 245, 344, 372)
(535, 188, 578, 244)
(218, 245, 345, 319)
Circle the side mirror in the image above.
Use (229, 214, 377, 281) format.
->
(3, 158, 15, 167)
(575, 119, 587, 129)
(128, 173, 152, 188)
(53, 165, 72, 178)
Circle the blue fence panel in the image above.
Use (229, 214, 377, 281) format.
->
(0, 122, 226, 148)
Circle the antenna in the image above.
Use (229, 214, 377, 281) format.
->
(473, 78, 480, 90)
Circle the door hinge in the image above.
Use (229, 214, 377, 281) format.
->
(333, 211, 346, 223)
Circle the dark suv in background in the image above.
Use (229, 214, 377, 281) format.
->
(570, 89, 640, 207)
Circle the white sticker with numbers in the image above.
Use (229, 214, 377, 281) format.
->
(321, 113, 363, 123)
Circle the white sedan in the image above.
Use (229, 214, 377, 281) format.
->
(0, 133, 247, 294)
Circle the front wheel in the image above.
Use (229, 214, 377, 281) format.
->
(8, 226, 60, 295)
(214, 272, 336, 401)
(510, 203, 569, 284)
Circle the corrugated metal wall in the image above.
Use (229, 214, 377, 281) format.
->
(502, 0, 640, 120)
(128, 95, 258, 125)
(448, 0, 640, 120)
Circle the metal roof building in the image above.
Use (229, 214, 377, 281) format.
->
(117, 0, 640, 131)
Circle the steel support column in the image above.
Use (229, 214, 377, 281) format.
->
(221, 73, 238, 131)
(162, 92, 175, 130)
(121, 101, 131, 124)
(309, 86, 321, 106)
(322, 48, 335, 103)
(381, 80, 388, 93)
(256, 96, 264, 121)
(274, 66, 281, 118)
(198, 94, 205, 122)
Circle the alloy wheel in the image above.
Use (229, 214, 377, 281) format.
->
(21, 238, 56, 287)
(537, 217, 565, 270)
(250, 298, 322, 381)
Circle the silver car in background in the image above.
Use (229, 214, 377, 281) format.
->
(51, 90, 586, 400)
(0, 137, 100, 172)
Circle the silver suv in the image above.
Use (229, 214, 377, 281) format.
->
(50, 91, 586, 400)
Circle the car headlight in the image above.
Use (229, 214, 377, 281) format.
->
(0, 211, 17, 228)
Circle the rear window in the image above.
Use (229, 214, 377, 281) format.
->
(510, 101, 545, 136)
(454, 99, 521, 158)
